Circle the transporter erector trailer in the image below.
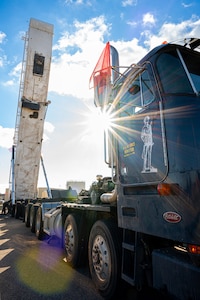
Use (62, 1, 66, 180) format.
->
(40, 39, 200, 299)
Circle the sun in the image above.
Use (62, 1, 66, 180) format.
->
(86, 106, 112, 135)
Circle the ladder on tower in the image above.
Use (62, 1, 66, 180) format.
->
(13, 32, 28, 146)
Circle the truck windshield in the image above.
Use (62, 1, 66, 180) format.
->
(156, 48, 200, 94)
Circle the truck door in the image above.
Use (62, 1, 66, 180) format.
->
(115, 63, 168, 185)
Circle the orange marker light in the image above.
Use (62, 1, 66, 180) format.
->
(157, 183, 171, 196)
(188, 244, 200, 255)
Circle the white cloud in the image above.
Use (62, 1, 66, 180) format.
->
(182, 2, 193, 8)
(0, 62, 21, 86)
(44, 121, 55, 133)
(50, 16, 111, 99)
(0, 32, 7, 68)
(127, 20, 138, 27)
(43, 121, 55, 141)
(0, 31, 6, 43)
(64, 0, 91, 6)
(0, 126, 14, 149)
(0, 57, 3, 67)
(143, 13, 156, 26)
(2, 80, 15, 86)
(145, 16, 200, 49)
(53, 16, 110, 51)
(122, 0, 137, 7)
(0, 55, 8, 68)
(9, 62, 21, 78)
(49, 15, 200, 102)
(111, 38, 148, 66)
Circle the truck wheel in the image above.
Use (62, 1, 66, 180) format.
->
(64, 214, 80, 268)
(25, 203, 32, 227)
(30, 205, 38, 233)
(35, 206, 45, 240)
(88, 219, 121, 299)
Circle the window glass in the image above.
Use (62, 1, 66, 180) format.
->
(181, 50, 200, 93)
(156, 51, 193, 94)
(33, 53, 45, 76)
(118, 68, 155, 116)
(141, 70, 155, 106)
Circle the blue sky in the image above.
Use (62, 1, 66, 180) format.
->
(0, 0, 200, 193)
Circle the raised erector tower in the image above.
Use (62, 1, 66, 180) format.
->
(13, 18, 53, 200)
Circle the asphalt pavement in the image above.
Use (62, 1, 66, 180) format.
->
(0, 213, 169, 300)
(0, 213, 104, 300)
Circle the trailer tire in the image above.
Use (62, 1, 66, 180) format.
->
(11, 204, 15, 217)
(14, 202, 21, 219)
(25, 203, 32, 227)
(88, 219, 121, 300)
(22, 204, 25, 222)
(30, 205, 38, 233)
(64, 214, 80, 268)
(4, 205, 9, 215)
(35, 206, 45, 240)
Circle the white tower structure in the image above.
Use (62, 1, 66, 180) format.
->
(13, 18, 53, 200)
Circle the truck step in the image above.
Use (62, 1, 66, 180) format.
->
(121, 273, 135, 286)
(122, 242, 135, 252)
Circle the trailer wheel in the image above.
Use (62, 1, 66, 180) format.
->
(88, 219, 121, 299)
(25, 203, 32, 227)
(30, 205, 38, 233)
(14, 202, 21, 219)
(4, 205, 9, 215)
(11, 204, 15, 217)
(64, 214, 80, 268)
(22, 203, 25, 222)
(35, 206, 45, 240)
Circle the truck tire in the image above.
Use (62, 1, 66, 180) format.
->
(88, 219, 121, 299)
(64, 214, 80, 268)
(30, 205, 38, 233)
(35, 206, 45, 240)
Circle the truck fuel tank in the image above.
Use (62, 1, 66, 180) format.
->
(43, 206, 62, 239)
